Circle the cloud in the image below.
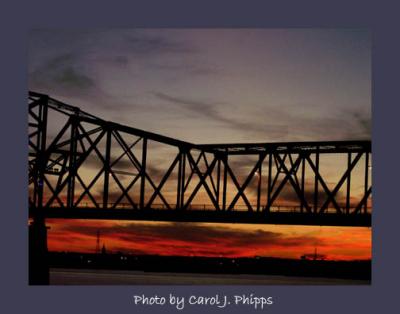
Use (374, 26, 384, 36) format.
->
(28, 31, 200, 113)
(50, 220, 324, 257)
(29, 52, 100, 98)
(125, 34, 196, 56)
(29, 29, 371, 144)
(110, 55, 129, 66)
(344, 109, 371, 140)
(152, 92, 288, 140)
(276, 183, 346, 206)
(249, 102, 371, 141)
(56, 67, 94, 89)
(147, 62, 221, 77)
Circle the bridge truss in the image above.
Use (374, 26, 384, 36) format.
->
(28, 91, 371, 226)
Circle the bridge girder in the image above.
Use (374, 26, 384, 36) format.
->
(28, 91, 372, 226)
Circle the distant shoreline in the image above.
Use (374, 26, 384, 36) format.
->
(48, 251, 371, 282)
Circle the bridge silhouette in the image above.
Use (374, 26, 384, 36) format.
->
(28, 91, 371, 284)
(29, 91, 372, 227)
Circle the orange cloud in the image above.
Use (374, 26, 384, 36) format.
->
(46, 219, 371, 261)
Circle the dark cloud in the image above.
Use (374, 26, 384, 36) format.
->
(250, 102, 371, 141)
(113, 158, 136, 170)
(29, 53, 99, 98)
(30, 29, 370, 144)
(260, 179, 349, 209)
(57, 68, 94, 89)
(88, 189, 139, 205)
(147, 62, 221, 77)
(147, 164, 169, 179)
(228, 156, 263, 171)
(291, 115, 370, 141)
(344, 110, 371, 140)
(29, 30, 197, 95)
(111, 55, 129, 66)
(125, 35, 195, 55)
(152, 92, 288, 140)
(276, 183, 345, 206)
(79, 151, 142, 172)
(108, 190, 138, 203)
(55, 221, 324, 254)
(79, 154, 105, 170)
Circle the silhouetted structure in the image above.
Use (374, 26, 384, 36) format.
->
(29, 221, 49, 284)
(301, 248, 327, 261)
(95, 230, 100, 254)
(28, 91, 372, 226)
(47, 252, 371, 281)
(28, 91, 372, 284)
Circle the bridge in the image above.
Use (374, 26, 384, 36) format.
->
(29, 91, 372, 227)
(28, 91, 371, 284)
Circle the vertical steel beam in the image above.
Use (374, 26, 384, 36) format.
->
(32, 103, 42, 208)
(364, 152, 369, 214)
(313, 150, 319, 213)
(103, 127, 111, 209)
(67, 116, 78, 208)
(140, 138, 147, 209)
(30, 96, 49, 285)
(36, 96, 48, 211)
(222, 153, 228, 211)
(256, 153, 262, 212)
(176, 150, 187, 209)
(266, 152, 272, 213)
(176, 150, 182, 209)
(175, 149, 187, 209)
(346, 152, 352, 214)
(301, 156, 305, 213)
(216, 157, 221, 209)
(180, 151, 186, 208)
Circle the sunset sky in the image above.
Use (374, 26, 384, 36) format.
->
(29, 29, 371, 260)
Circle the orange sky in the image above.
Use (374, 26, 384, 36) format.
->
(46, 219, 371, 261)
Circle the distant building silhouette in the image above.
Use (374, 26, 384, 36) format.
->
(95, 230, 101, 254)
(301, 248, 327, 261)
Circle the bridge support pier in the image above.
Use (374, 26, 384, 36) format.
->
(29, 219, 49, 285)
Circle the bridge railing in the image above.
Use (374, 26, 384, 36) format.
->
(47, 202, 372, 214)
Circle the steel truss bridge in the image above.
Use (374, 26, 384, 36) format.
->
(28, 91, 371, 227)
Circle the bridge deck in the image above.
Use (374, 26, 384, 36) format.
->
(32, 208, 371, 227)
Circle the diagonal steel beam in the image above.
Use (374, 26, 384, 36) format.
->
(319, 152, 363, 213)
(305, 155, 342, 213)
(183, 151, 219, 210)
(353, 187, 372, 214)
(268, 154, 304, 208)
(45, 126, 106, 207)
(146, 153, 180, 209)
(113, 130, 171, 209)
(224, 159, 253, 211)
(228, 153, 266, 211)
(275, 153, 311, 212)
